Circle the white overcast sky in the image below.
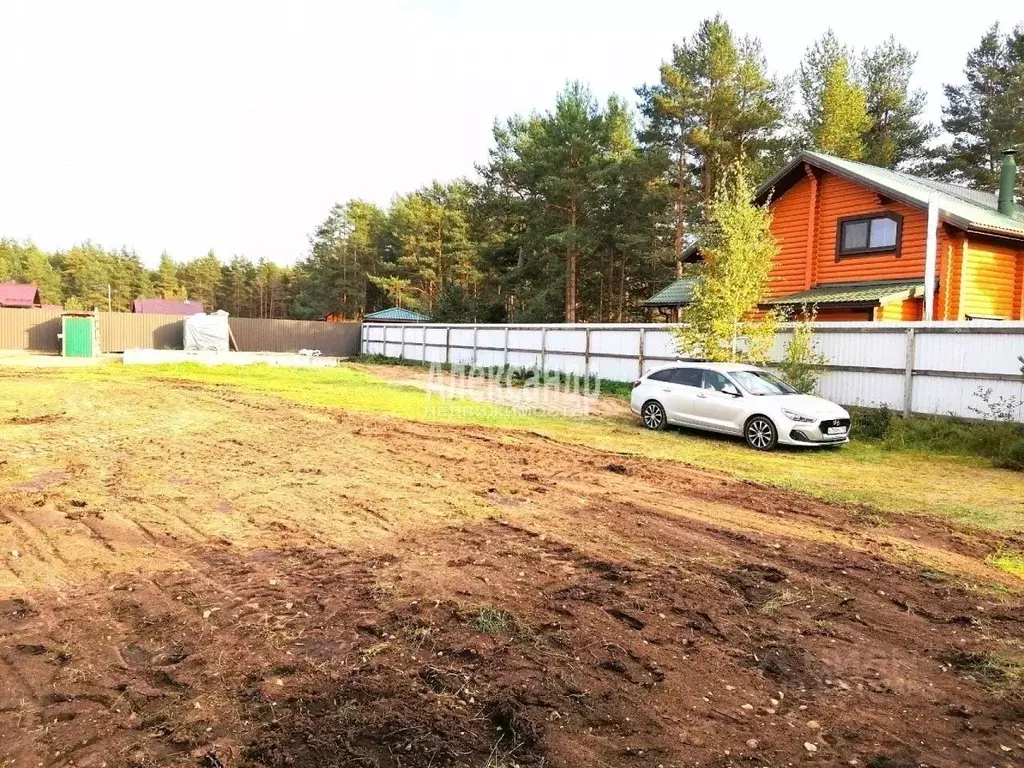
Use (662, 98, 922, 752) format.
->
(1, 1, 1020, 267)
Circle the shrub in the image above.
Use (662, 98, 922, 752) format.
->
(850, 404, 1024, 471)
(995, 439, 1024, 472)
(778, 308, 827, 394)
(851, 404, 893, 441)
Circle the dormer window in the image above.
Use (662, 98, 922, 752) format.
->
(836, 212, 902, 258)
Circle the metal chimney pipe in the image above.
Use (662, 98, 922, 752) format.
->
(998, 148, 1018, 217)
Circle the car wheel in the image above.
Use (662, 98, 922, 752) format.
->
(641, 400, 667, 431)
(745, 415, 777, 451)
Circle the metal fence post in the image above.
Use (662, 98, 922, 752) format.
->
(584, 326, 591, 378)
(472, 326, 478, 368)
(421, 325, 427, 363)
(638, 328, 646, 378)
(445, 326, 451, 366)
(503, 326, 510, 369)
(540, 327, 548, 373)
(902, 328, 916, 417)
(400, 324, 407, 359)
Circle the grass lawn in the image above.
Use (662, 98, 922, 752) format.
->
(52, 359, 1024, 533)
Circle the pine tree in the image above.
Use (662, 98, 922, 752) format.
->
(930, 23, 1024, 189)
(291, 200, 386, 319)
(861, 37, 934, 169)
(0, 239, 62, 303)
(799, 31, 871, 159)
(179, 250, 222, 309)
(59, 243, 112, 310)
(154, 252, 184, 300)
(480, 82, 609, 322)
(637, 15, 786, 275)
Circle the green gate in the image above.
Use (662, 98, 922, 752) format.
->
(61, 315, 97, 358)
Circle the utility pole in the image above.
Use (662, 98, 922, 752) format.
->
(107, 284, 112, 312)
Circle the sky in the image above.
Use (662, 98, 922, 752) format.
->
(1, 1, 1020, 268)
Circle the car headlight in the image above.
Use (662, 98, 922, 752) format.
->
(782, 409, 815, 423)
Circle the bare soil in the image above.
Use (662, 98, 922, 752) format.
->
(1, 370, 1022, 768)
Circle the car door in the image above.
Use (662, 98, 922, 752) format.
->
(643, 367, 696, 425)
(665, 367, 702, 425)
(691, 369, 746, 435)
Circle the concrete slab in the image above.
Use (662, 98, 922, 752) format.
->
(123, 349, 342, 368)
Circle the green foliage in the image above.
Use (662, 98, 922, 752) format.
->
(995, 441, 1024, 472)
(799, 32, 871, 159)
(636, 15, 787, 272)
(479, 82, 660, 322)
(0, 239, 63, 303)
(63, 296, 85, 311)
(850, 403, 894, 441)
(155, 252, 185, 300)
(930, 23, 1024, 189)
(178, 250, 222, 309)
(778, 308, 827, 393)
(674, 166, 779, 363)
(290, 200, 386, 320)
(861, 37, 935, 169)
(851, 405, 1024, 472)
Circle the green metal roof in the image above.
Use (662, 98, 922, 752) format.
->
(762, 151, 1024, 240)
(644, 276, 701, 307)
(765, 279, 925, 307)
(363, 307, 431, 322)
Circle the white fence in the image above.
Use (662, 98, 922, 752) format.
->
(361, 322, 1024, 422)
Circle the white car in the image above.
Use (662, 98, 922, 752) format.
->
(630, 362, 851, 451)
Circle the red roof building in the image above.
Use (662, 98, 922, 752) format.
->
(0, 283, 42, 308)
(132, 299, 205, 315)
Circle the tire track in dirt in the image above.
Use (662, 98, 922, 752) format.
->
(0, 373, 1021, 768)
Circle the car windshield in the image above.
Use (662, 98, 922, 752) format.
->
(731, 370, 797, 396)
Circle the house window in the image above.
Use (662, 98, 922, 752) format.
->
(836, 212, 902, 258)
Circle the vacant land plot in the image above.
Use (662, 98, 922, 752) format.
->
(1, 363, 1022, 768)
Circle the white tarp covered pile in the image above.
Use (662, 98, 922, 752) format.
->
(183, 310, 231, 352)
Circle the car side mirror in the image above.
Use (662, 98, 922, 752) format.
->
(722, 384, 741, 397)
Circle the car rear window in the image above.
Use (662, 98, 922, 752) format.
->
(647, 369, 675, 382)
(670, 368, 702, 387)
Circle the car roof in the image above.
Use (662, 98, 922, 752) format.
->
(646, 361, 760, 375)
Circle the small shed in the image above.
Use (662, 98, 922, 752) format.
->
(364, 307, 431, 323)
(0, 283, 42, 308)
(132, 298, 205, 315)
(59, 312, 100, 358)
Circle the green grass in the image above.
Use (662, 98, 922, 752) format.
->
(358, 354, 636, 400)
(54, 360, 1024, 533)
(987, 550, 1024, 580)
(851, 404, 1024, 470)
(473, 607, 516, 634)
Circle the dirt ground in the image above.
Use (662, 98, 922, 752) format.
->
(1, 369, 1023, 768)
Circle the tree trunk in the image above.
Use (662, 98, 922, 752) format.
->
(565, 203, 578, 322)
(674, 152, 686, 278)
(617, 252, 626, 322)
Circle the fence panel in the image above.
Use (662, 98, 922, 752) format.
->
(99, 312, 186, 351)
(360, 321, 1024, 422)
(0, 308, 361, 357)
(228, 318, 360, 357)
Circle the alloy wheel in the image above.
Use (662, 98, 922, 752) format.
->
(746, 417, 776, 450)
(642, 402, 665, 430)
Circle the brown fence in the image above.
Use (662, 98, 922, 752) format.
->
(0, 308, 361, 357)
